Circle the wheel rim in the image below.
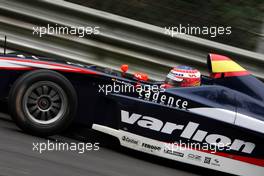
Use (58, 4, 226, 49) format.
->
(22, 81, 68, 125)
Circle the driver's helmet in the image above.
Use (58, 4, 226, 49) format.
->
(165, 66, 201, 87)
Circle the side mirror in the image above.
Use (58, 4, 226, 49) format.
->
(120, 64, 129, 73)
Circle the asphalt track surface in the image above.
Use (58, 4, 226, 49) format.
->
(0, 112, 231, 176)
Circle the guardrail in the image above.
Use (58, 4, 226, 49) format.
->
(0, 0, 264, 80)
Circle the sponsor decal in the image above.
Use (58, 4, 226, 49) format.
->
(164, 148, 184, 157)
(142, 143, 161, 152)
(204, 157, 220, 166)
(187, 154, 202, 162)
(204, 157, 211, 164)
(138, 91, 189, 110)
(211, 158, 221, 167)
(122, 136, 139, 145)
(121, 110, 256, 154)
(111, 79, 133, 86)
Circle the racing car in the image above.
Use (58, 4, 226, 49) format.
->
(0, 52, 263, 176)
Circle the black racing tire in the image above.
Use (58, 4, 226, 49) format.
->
(8, 69, 78, 136)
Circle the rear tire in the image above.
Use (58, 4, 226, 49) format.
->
(9, 70, 77, 136)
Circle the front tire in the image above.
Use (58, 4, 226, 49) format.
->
(9, 70, 77, 136)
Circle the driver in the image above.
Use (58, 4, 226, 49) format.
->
(163, 66, 201, 88)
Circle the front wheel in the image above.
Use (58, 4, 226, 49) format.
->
(9, 70, 77, 136)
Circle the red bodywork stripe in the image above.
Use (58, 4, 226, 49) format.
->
(211, 71, 250, 79)
(0, 57, 98, 75)
(224, 71, 250, 77)
(212, 151, 264, 167)
(0, 67, 33, 71)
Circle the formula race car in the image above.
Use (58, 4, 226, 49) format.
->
(0, 52, 263, 176)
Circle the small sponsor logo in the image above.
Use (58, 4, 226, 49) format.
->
(142, 143, 161, 152)
(164, 148, 184, 157)
(187, 154, 202, 162)
(211, 158, 221, 167)
(138, 91, 188, 110)
(122, 136, 139, 145)
(204, 157, 211, 164)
